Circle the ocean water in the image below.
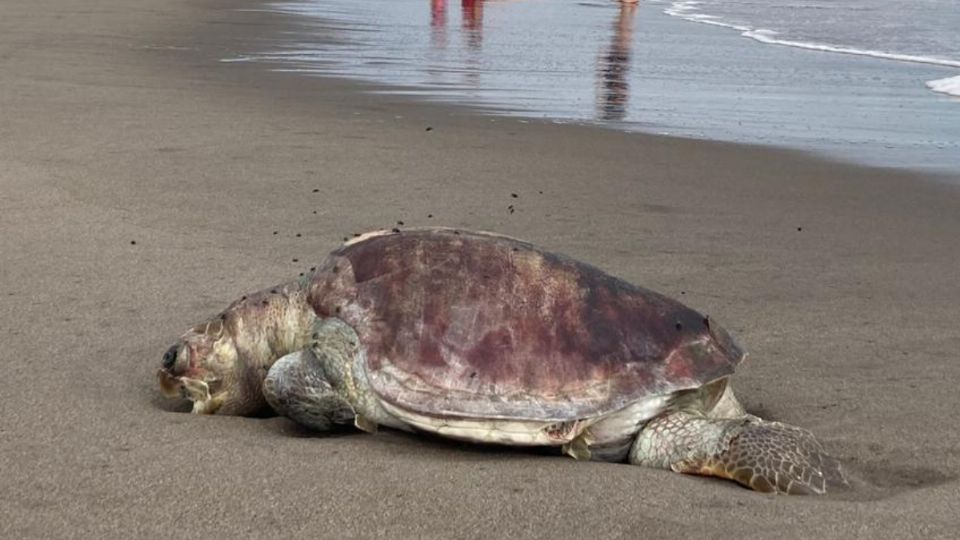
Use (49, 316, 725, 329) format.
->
(231, 0, 960, 172)
(663, 1, 960, 71)
(663, 0, 960, 97)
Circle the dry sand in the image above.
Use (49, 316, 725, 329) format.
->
(2, 0, 959, 538)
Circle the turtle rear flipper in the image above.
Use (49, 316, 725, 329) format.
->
(263, 350, 355, 431)
(630, 411, 847, 495)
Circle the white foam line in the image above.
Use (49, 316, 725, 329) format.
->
(664, 1, 960, 69)
(927, 75, 960, 98)
(743, 29, 960, 69)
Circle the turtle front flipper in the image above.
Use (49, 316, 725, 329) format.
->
(629, 411, 846, 495)
(263, 350, 355, 431)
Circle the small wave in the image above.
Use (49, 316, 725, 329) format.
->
(927, 75, 960, 98)
(664, 1, 960, 70)
(743, 29, 960, 69)
(664, 1, 750, 31)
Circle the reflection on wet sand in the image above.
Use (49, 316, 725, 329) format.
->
(427, 0, 485, 86)
(462, 0, 485, 51)
(430, 0, 447, 48)
(428, 0, 638, 117)
(430, 0, 484, 50)
(597, 2, 638, 121)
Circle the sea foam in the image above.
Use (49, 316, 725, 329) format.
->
(663, 0, 960, 96)
(926, 76, 960, 98)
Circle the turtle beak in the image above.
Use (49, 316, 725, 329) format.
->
(156, 369, 210, 400)
(156, 333, 234, 414)
(706, 317, 746, 363)
(157, 368, 183, 398)
(157, 369, 220, 413)
(157, 343, 186, 398)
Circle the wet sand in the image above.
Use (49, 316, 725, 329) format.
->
(236, 0, 960, 172)
(2, 0, 960, 538)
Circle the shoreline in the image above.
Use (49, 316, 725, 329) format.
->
(2, 0, 960, 537)
(662, 0, 960, 71)
(231, 0, 960, 174)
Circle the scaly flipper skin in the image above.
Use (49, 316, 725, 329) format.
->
(629, 411, 846, 495)
(263, 350, 355, 431)
(309, 317, 395, 433)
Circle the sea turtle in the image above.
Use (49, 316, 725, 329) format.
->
(158, 228, 844, 494)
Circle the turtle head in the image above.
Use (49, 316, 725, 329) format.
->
(158, 288, 314, 416)
(157, 316, 245, 415)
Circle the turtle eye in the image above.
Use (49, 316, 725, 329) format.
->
(162, 345, 178, 370)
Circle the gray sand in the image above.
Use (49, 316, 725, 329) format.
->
(1, 0, 959, 538)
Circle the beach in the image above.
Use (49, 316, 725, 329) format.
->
(2, 0, 960, 537)
(237, 0, 960, 172)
